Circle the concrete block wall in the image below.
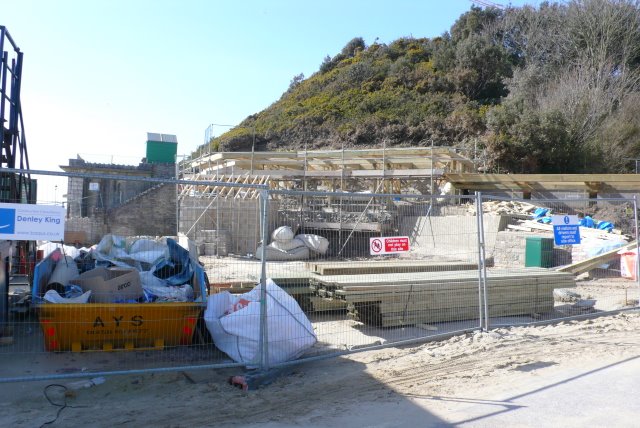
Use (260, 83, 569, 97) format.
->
(400, 214, 508, 262)
(492, 231, 531, 267)
(492, 230, 573, 268)
(179, 197, 273, 256)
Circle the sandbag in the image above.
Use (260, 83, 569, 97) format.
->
(204, 279, 316, 365)
(255, 245, 310, 261)
(271, 226, 295, 243)
(295, 234, 330, 254)
(271, 238, 306, 251)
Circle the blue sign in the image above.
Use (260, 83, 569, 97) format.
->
(0, 208, 16, 234)
(552, 215, 581, 246)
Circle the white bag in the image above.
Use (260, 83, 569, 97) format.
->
(254, 245, 310, 261)
(270, 238, 306, 251)
(295, 234, 330, 254)
(271, 226, 295, 243)
(204, 279, 316, 365)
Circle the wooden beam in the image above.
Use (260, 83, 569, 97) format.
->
(556, 242, 636, 275)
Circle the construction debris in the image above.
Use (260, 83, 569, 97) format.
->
(508, 220, 624, 240)
(467, 200, 537, 216)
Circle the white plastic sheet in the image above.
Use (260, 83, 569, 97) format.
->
(295, 234, 330, 254)
(38, 242, 82, 260)
(204, 279, 316, 365)
(270, 238, 306, 251)
(44, 289, 92, 304)
(254, 245, 310, 261)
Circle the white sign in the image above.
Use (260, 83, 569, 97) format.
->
(89, 182, 100, 191)
(370, 236, 410, 255)
(552, 215, 581, 245)
(0, 203, 65, 241)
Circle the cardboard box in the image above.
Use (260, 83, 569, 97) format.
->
(70, 267, 143, 303)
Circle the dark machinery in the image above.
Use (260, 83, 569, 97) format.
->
(0, 25, 32, 202)
(1, 26, 35, 333)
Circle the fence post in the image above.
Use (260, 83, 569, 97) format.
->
(634, 196, 639, 299)
(475, 193, 484, 331)
(475, 192, 489, 331)
(258, 190, 270, 371)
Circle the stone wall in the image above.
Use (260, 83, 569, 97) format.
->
(64, 215, 106, 245)
(492, 230, 572, 268)
(106, 183, 176, 237)
(492, 231, 531, 267)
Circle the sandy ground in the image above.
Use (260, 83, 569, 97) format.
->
(2, 310, 640, 427)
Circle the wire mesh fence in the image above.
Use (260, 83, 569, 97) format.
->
(0, 169, 639, 383)
(480, 194, 640, 328)
(266, 190, 482, 363)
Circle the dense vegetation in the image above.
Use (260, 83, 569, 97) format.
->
(202, 0, 640, 174)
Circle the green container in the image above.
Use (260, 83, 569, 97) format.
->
(146, 140, 177, 164)
(525, 236, 554, 268)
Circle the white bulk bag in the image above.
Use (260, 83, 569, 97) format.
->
(254, 245, 310, 261)
(295, 234, 330, 254)
(204, 279, 316, 365)
(271, 226, 295, 243)
(270, 238, 306, 252)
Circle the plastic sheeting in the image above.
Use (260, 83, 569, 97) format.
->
(295, 234, 330, 255)
(35, 235, 203, 303)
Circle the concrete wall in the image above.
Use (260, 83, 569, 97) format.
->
(179, 197, 275, 256)
(399, 214, 508, 262)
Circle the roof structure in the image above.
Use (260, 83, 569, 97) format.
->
(182, 147, 474, 193)
(444, 173, 640, 194)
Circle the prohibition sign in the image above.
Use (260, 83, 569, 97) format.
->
(371, 238, 383, 253)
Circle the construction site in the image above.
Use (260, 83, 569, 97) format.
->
(2, 17, 640, 427)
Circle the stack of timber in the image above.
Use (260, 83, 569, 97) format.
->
(310, 269, 576, 327)
(306, 260, 479, 276)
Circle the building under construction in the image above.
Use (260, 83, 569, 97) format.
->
(177, 146, 474, 257)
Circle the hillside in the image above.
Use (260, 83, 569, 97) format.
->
(202, 0, 640, 174)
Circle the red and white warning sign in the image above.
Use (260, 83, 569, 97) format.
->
(369, 236, 410, 255)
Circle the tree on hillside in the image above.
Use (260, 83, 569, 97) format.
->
(204, 0, 640, 176)
(484, 0, 640, 173)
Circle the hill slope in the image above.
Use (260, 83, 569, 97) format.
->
(203, 0, 640, 174)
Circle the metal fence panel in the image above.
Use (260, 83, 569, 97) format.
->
(479, 194, 640, 328)
(264, 190, 482, 365)
(0, 170, 268, 382)
(4, 168, 637, 383)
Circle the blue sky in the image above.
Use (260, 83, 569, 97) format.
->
(2, 0, 541, 201)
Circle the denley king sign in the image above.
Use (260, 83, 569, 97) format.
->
(0, 203, 65, 241)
